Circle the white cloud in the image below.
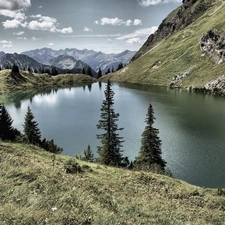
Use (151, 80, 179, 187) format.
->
(0, 40, 13, 48)
(38, 6, 43, 9)
(13, 31, 24, 35)
(61, 27, 73, 34)
(63, 33, 121, 38)
(17, 37, 27, 40)
(0, 9, 26, 20)
(3, 44, 13, 48)
(2, 19, 21, 28)
(32, 37, 42, 41)
(28, 14, 73, 34)
(28, 20, 55, 31)
(139, 0, 182, 7)
(125, 19, 133, 26)
(0, 0, 31, 10)
(0, 40, 11, 44)
(49, 43, 55, 46)
(83, 27, 92, 32)
(127, 38, 142, 45)
(116, 26, 158, 40)
(95, 17, 142, 26)
(133, 19, 143, 26)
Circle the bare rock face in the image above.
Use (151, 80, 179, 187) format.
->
(200, 29, 225, 64)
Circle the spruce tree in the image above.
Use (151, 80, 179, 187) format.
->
(96, 80, 124, 166)
(87, 66, 92, 77)
(23, 106, 41, 144)
(135, 104, 166, 172)
(97, 68, 102, 79)
(81, 144, 94, 162)
(0, 104, 15, 140)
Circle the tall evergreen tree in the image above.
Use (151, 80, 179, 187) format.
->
(135, 104, 166, 172)
(105, 68, 111, 75)
(23, 106, 41, 144)
(96, 80, 125, 166)
(116, 63, 123, 71)
(97, 68, 102, 79)
(0, 104, 15, 140)
(87, 66, 92, 77)
(11, 64, 19, 73)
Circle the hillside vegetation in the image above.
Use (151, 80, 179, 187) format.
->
(104, 0, 225, 90)
(0, 69, 96, 94)
(0, 141, 225, 224)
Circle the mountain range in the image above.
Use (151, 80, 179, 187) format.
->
(21, 48, 136, 74)
(0, 53, 97, 76)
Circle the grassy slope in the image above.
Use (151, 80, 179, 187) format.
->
(0, 70, 96, 94)
(0, 142, 225, 224)
(104, 0, 225, 88)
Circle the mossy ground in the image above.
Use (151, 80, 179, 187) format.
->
(0, 141, 225, 224)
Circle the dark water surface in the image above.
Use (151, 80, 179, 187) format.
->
(3, 83, 225, 188)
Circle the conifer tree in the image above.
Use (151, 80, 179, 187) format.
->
(23, 106, 41, 144)
(135, 104, 166, 172)
(0, 104, 15, 140)
(97, 68, 102, 79)
(11, 64, 19, 73)
(81, 144, 94, 162)
(87, 66, 92, 77)
(96, 80, 125, 166)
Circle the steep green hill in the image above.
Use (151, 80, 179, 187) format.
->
(104, 0, 225, 93)
(0, 141, 225, 224)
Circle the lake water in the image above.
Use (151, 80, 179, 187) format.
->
(3, 82, 225, 188)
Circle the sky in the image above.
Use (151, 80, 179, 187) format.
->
(0, 0, 182, 54)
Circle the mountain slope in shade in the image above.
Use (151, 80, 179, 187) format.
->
(0, 53, 43, 73)
(22, 48, 136, 74)
(0, 51, 5, 59)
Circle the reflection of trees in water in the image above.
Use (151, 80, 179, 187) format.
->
(1, 86, 61, 109)
(98, 82, 102, 90)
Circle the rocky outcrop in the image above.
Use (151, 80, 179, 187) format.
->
(203, 75, 225, 95)
(169, 71, 190, 88)
(131, 0, 212, 62)
(200, 29, 225, 64)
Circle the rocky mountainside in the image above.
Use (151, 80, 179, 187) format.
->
(0, 53, 43, 73)
(131, 0, 212, 62)
(105, 0, 225, 95)
(22, 48, 136, 74)
(50, 55, 97, 76)
(0, 51, 5, 58)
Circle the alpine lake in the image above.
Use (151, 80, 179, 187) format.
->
(2, 82, 225, 188)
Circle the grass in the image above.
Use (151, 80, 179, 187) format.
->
(0, 70, 96, 94)
(0, 141, 225, 224)
(104, 0, 225, 89)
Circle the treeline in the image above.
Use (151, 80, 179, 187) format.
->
(0, 104, 63, 154)
(78, 80, 168, 175)
(96, 62, 124, 79)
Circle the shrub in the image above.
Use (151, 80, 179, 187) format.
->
(63, 159, 82, 174)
